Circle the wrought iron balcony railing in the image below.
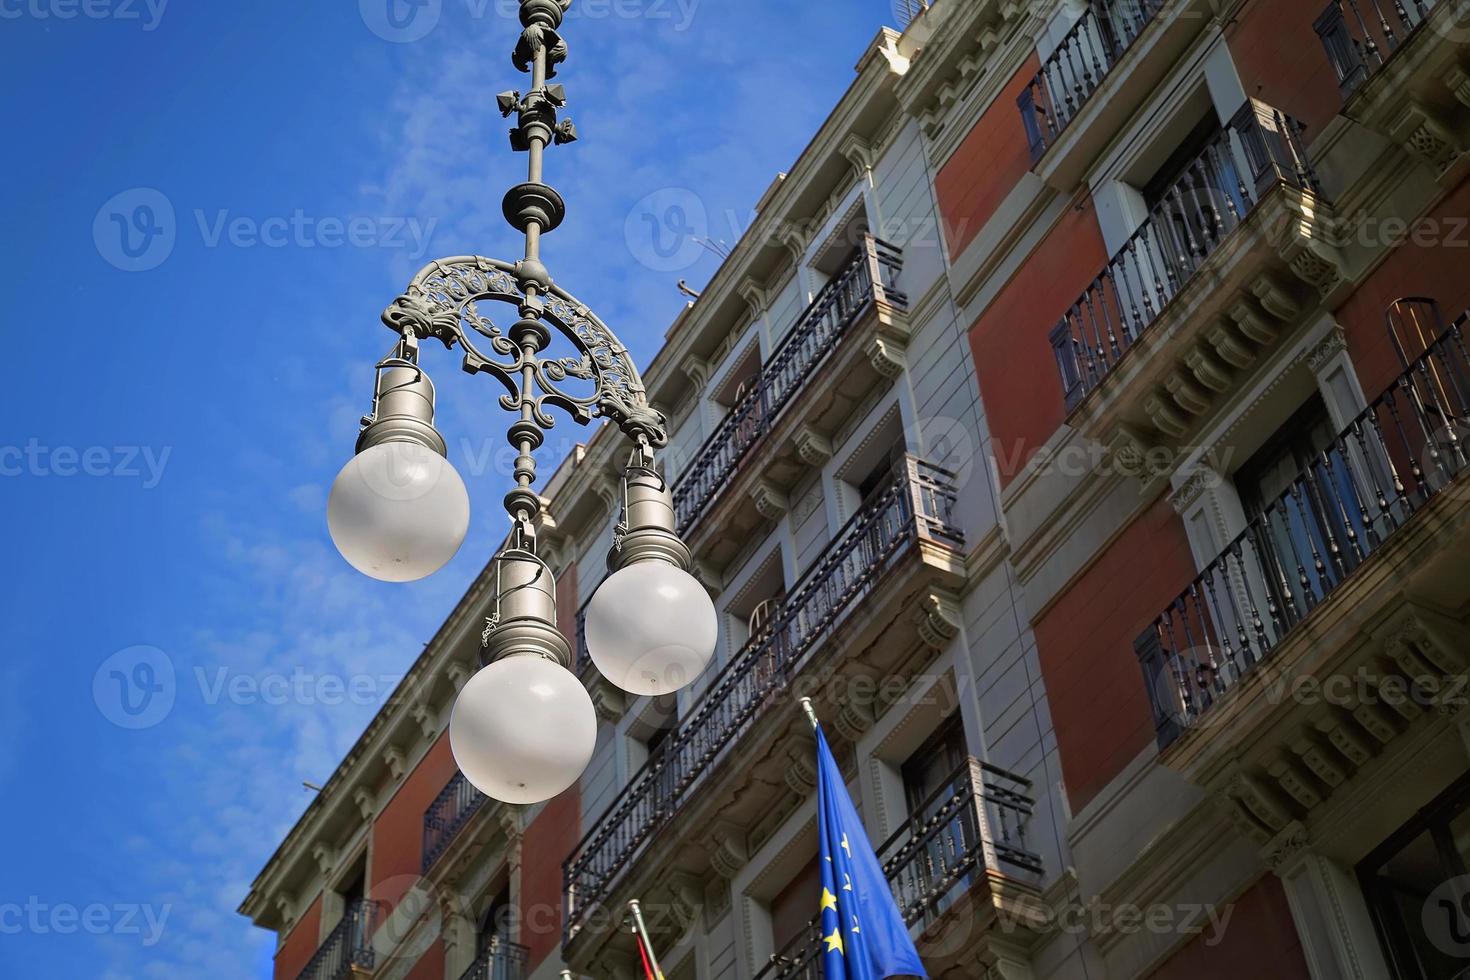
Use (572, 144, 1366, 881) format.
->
(565, 457, 963, 938)
(1315, 0, 1442, 98)
(670, 236, 907, 533)
(752, 757, 1043, 980)
(1017, 0, 1168, 161)
(423, 772, 488, 874)
(295, 899, 379, 980)
(1051, 99, 1322, 411)
(457, 937, 529, 980)
(1137, 303, 1470, 747)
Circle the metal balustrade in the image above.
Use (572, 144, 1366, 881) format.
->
(752, 757, 1042, 980)
(1050, 99, 1322, 411)
(295, 899, 379, 980)
(1137, 304, 1470, 747)
(423, 772, 488, 874)
(1017, 0, 1168, 161)
(564, 457, 962, 939)
(670, 237, 907, 533)
(1315, 0, 1442, 97)
(894, 0, 931, 30)
(457, 938, 529, 980)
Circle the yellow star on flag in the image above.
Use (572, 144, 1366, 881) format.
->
(824, 930, 844, 955)
(820, 888, 838, 913)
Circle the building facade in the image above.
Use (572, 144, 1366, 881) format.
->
(241, 1, 1470, 978)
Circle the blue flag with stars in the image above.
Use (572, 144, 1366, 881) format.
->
(815, 723, 927, 980)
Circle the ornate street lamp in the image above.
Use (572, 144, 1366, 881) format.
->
(326, 0, 717, 805)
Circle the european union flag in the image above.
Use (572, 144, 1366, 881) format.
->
(815, 721, 928, 980)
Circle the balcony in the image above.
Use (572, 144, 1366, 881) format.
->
(1314, 0, 1470, 174)
(564, 458, 965, 950)
(752, 758, 1045, 980)
(671, 237, 908, 565)
(457, 938, 528, 980)
(1315, 0, 1445, 98)
(1136, 305, 1470, 834)
(1017, 0, 1216, 188)
(1018, 0, 1166, 160)
(1048, 100, 1346, 458)
(422, 772, 488, 874)
(296, 900, 378, 980)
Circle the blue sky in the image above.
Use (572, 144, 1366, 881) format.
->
(0, 0, 903, 976)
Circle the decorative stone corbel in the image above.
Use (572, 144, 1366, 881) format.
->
(660, 869, 705, 931)
(1104, 424, 1151, 473)
(352, 786, 377, 821)
(1266, 752, 1324, 811)
(1184, 344, 1232, 393)
(1166, 371, 1212, 415)
(1446, 64, 1470, 109)
(1168, 468, 1215, 515)
(411, 700, 439, 741)
(749, 479, 789, 520)
(445, 659, 473, 693)
(784, 736, 818, 796)
(839, 133, 875, 178)
(1144, 392, 1190, 438)
(705, 821, 749, 879)
(589, 680, 628, 723)
(793, 426, 833, 467)
(1229, 770, 1294, 836)
(1206, 319, 1257, 368)
(834, 696, 876, 743)
(864, 335, 906, 379)
(738, 277, 769, 317)
(1230, 297, 1280, 345)
(382, 745, 408, 782)
(1399, 102, 1461, 172)
(274, 894, 297, 932)
(913, 590, 962, 650)
(679, 352, 710, 392)
(310, 842, 336, 876)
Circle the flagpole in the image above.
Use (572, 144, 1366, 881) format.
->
(627, 899, 666, 979)
(798, 696, 819, 730)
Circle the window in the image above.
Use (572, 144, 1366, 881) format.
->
(769, 855, 823, 958)
(478, 885, 513, 956)
(900, 713, 968, 815)
(1233, 394, 1367, 629)
(1359, 774, 1470, 978)
(1140, 109, 1245, 274)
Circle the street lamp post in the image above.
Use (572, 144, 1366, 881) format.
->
(326, 0, 717, 806)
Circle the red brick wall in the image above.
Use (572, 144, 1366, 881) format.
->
(1332, 178, 1470, 398)
(1225, 0, 1342, 141)
(371, 733, 459, 914)
(273, 893, 323, 980)
(519, 787, 581, 971)
(1148, 876, 1309, 979)
(936, 52, 1041, 259)
(403, 938, 445, 980)
(1033, 495, 1197, 813)
(968, 190, 1111, 486)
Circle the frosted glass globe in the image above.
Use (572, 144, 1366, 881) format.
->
(449, 655, 597, 805)
(586, 561, 718, 696)
(327, 442, 469, 582)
